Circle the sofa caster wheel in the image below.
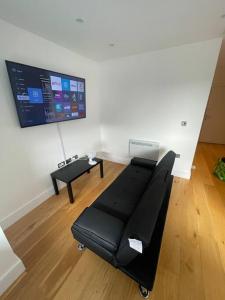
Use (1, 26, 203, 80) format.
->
(139, 285, 150, 299)
(77, 243, 86, 251)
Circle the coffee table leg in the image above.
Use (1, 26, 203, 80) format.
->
(100, 161, 104, 178)
(67, 182, 74, 204)
(52, 177, 59, 195)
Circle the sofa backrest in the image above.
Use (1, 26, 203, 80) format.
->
(151, 151, 176, 183)
(116, 151, 176, 266)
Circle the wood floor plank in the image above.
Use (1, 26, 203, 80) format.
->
(1, 144, 225, 300)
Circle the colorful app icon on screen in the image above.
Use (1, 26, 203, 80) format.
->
(63, 91, 70, 100)
(55, 103, 63, 113)
(50, 76, 62, 91)
(62, 78, 70, 91)
(78, 81, 84, 92)
(71, 103, 78, 112)
(70, 91, 77, 102)
(27, 88, 43, 103)
(78, 103, 85, 111)
(53, 91, 63, 100)
(78, 94, 83, 101)
(63, 104, 71, 112)
(70, 80, 78, 92)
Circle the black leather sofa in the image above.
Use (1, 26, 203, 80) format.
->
(71, 151, 176, 298)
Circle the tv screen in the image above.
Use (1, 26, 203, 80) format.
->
(6, 61, 86, 127)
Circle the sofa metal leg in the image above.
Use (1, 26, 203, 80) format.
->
(139, 285, 150, 299)
(77, 243, 86, 251)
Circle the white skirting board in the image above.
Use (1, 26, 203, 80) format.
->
(0, 181, 66, 230)
(0, 227, 25, 296)
(0, 187, 54, 230)
(97, 151, 129, 165)
(171, 168, 191, 179)
(0, 258, 25, 296)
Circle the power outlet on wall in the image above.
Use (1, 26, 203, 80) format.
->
(58, 161, 65, 168)
(66, 158, 72, 164)
(175, 153, 181, 158)
(57, 155, 78, 169)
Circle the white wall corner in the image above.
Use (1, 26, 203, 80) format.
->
(0, 258, 25, 296)
(0, 227, 25, 296)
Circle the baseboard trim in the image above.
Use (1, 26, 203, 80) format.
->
(0, 259, 25, 296)
(172, 169, 191, 179)
(97, 151, 129, 165)
(0, 186, 54, 230)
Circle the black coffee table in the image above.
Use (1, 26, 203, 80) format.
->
(50, 157, 103, 203)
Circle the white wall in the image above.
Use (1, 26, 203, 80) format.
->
(0, 19, 101, 229)
(0, 18, 222, 231)
(0, 226, 25, 295)
(0, 17, 221, 297)
(99, 39, 222, 178)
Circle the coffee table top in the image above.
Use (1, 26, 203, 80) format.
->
(51, 157, 102, 183)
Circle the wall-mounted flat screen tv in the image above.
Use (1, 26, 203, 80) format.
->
(6, 61, 86, 128)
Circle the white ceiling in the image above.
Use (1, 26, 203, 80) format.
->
(0, 0, 225, 61)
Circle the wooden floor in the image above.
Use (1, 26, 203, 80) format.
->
(1, 142, 225, 300)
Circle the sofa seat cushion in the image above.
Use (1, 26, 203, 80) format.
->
(71, 207, 124, 253)
(92, 165, 153, 221)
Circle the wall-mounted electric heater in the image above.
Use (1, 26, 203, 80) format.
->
(129, 139, 160, 161)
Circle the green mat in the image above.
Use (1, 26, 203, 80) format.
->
(214, 157, 225, 181)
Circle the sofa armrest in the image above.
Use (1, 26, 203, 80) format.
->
(131, 157, 157, 169)
(71, 207, 124, 252)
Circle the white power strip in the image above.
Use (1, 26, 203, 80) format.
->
(57, 155, 80, 169)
